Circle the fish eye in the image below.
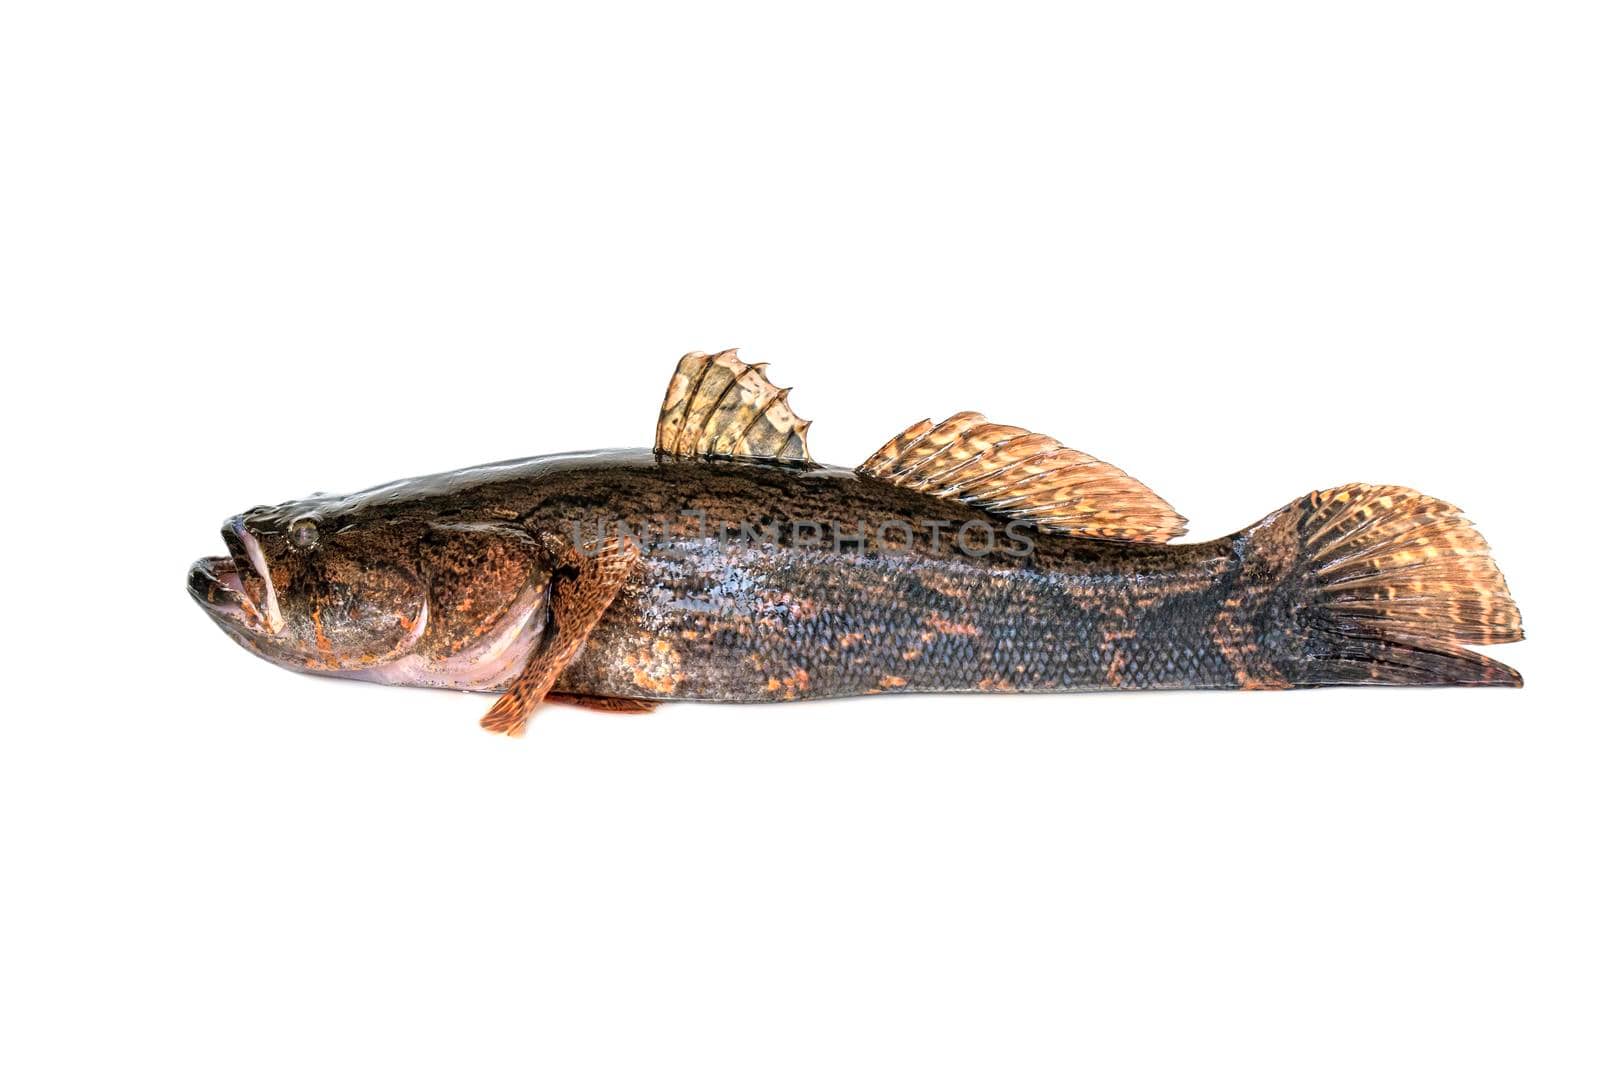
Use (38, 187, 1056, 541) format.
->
(288, 517, 319, 549)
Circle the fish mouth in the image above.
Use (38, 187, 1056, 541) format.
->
(188, 520, 285, 635)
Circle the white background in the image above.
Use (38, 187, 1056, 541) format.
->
(2, 3, 1595, 1064)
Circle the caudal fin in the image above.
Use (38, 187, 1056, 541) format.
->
(1268, 484, 1524, 688)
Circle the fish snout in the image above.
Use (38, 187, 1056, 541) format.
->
(193, 518, 286, 635)
(188, 555, 266, 631)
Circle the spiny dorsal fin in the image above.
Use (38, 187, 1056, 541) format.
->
(858, 412, 1187, 542)
(655, 350, 812, 464)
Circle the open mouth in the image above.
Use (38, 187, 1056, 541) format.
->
(187, 519, 285, 634)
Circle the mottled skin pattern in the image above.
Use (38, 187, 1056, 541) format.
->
(544, 453, 1290, 699)
(193, 449, 1299, 697)
(191, 446, 1521, 711)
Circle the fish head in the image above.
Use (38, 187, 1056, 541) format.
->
(189, 495, 551, 681)
(188, 499, 434, 673)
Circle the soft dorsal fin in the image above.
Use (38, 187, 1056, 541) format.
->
(655, 350, 812, 463)
(859, 413, 1187, 542)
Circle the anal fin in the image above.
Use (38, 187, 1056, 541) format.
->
(548, 694, 660, 714)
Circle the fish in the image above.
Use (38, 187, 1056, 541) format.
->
(189, 349, 1524, 735)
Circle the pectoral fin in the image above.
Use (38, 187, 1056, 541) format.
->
(479, 536, 641, 737)
(859, 412, 1187, 543)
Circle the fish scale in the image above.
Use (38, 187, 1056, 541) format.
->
(189, 351, 1523, 734)
(543, 464, 1278, 700)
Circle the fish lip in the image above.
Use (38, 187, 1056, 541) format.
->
(187, 555, 267, 631)
(213, 519, 285, 635)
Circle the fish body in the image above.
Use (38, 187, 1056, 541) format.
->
(512, 449, 1272, 700)
(189, 351, 1522, 733)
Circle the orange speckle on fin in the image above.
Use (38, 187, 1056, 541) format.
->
(859, 412, 1186, 542)
(479, 536, 641, 737)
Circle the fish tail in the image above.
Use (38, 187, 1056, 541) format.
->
(1243, 484, 1524, 688)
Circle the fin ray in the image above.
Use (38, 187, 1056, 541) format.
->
(656, 350, 812, 464)
(859, 414, 1186, 542)
(480, 536, 642, 737)
(1262, 483, 1524, 688)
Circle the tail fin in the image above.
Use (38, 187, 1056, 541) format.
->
(1266, 484, 1524, 688)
